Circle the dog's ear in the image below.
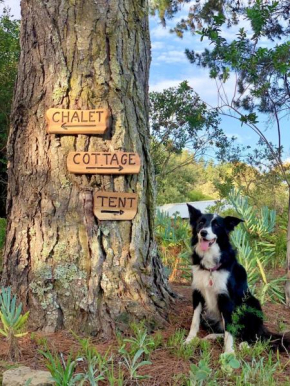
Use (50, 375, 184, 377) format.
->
(224, 216, 244, 232)
(187, 204, 202, 227)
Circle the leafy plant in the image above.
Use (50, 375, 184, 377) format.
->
(228, 189, 286, 304)
(118, 346, 152, 381)
(124, 322, 155, 358)
(235, 355, 280, 386)
(155, 211, 191, 282)
(0, 287, 29, 361)
(40, 350, 82, 386)
(166, 330, 209, 360)
(237, 339, 270, 361)
(73, 335, 112, 385)
(105, 361, 124, 386)
(189, 360, 212, 385)
(219, 353, 240, 375)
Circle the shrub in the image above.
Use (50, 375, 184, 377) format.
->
(0, 286, 29, 361)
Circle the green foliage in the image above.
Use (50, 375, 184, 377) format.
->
(124, 321, 156, 358)
(0, 287, 29, 360)
(155, 150, 198, 205)
(228, 189, 285, 304)
(149, 82, 232, 197)
(182, 1, 290, 200)
(166, 330, 210, 360)
(237, 339, 270, 361)
(219, 353, 240, 375)
(235, 355, 280, 386)
(118, 346, 152, 381)
(189, 360, 212, 385)
(0, 7, 20, 216)
(156, 211, 190, 248)
(150, 81, 221, 169)
(76, 337, 110, 385)
(211, 161, 288, 215)
(0, 217, 6, 249)
(227, 303, 263, 338)
(0, 287, 29, 339)
(155, 152, 218, 206)
(40, 350, 82, 386)
(188, 190, 213, 202)
(155, 211, 191, 281)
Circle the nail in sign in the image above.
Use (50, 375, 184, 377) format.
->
(45, 108, 110, 134)
(67, 152, 141, 174)
(94, 191, 138, 220)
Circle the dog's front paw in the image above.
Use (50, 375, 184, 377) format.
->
(239, 342, 250, 350)
(184, 336, 195, 345)
(203, 333, 224, 341)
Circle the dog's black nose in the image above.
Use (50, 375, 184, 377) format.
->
(200, 230, 208, 237)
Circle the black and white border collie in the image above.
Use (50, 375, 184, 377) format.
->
(185, 204, 290, 353)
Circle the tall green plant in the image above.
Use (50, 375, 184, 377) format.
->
(0, 287, 29, 361)
(228, 190, 285, 304)
(40, 350, 83, 386)
(155, 211, 191, 281)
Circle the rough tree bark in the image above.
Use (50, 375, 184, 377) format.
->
(1, 0, 173, 335)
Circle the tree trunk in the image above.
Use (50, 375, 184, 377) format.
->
(1, 0, 173, 335)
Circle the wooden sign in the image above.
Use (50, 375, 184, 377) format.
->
(45, 108, 110, 134)
(67, 152, 141, 174)
(94, 191, 138, 220)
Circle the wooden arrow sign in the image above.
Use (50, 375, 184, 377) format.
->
(67, 152, 141, 174)
(45, 108, 110, 134)
(94, 191, 138, 220)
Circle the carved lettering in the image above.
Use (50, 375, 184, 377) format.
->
(73, 153, 81, 164)
(93, 191, 138, 220)
(67, 152, 141, 175)
(52, 112, 60, 122)
(46, 108, 110, 134)
(110, 153, 118, 165)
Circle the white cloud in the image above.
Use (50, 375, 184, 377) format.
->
(155, 50, 188, 64)
(151, 41, 165, 50)
(150, 79, 184, 92)
(150, 24, 172, 39)
(150, 75, 237, 107)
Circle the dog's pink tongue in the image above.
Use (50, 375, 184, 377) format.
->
(200, 239, 210, 251)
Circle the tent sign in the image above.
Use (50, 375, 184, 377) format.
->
(94, 191, 138, 220)
(67, 152, 141, 174)
(46, 108, 110, 134)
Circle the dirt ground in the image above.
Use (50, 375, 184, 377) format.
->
(0, 284, 290, 385)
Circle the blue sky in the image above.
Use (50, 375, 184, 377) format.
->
(2, 0, 290, 161)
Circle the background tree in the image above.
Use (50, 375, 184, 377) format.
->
(185, 1, 290, 289)
(1, 0, 173, 335)
(152, 0, 290, 298)
(149, 81, 233, 200)
(155, 151, 216, 205)
(0, 6, 20, 217)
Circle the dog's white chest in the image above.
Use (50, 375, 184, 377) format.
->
(191, 266, 229, 319)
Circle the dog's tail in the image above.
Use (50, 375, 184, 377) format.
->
(259, 327, 290, 352)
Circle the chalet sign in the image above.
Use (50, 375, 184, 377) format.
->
(67, 152, 141, 174)
(94, 191, 138, 220)
(46, 108, 110, 134)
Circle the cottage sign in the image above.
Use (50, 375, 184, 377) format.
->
(46, 108, 110, 134)
(94, 191, 138, 220)
(67, 152, 141, 174)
